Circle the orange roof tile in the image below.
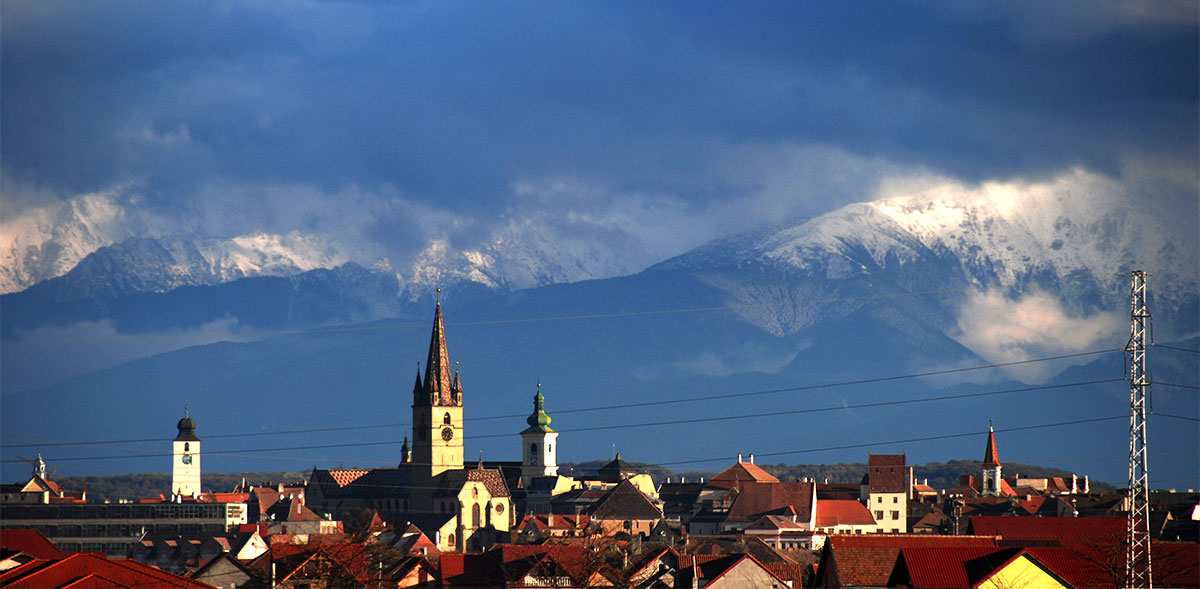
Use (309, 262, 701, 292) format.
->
(708, 461, 779, 488)
(329, 469, 370, 487)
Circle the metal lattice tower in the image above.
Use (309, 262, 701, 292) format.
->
(1125, 270, 1152, 589)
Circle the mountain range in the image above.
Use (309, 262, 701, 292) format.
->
(2, 179, 1196, 488)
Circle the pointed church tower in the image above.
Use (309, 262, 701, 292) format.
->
(981, 423, 1002, 496)
(172, 407, 201, 497)
(411, 302, 464, 483)
(521, 383, 559, 487)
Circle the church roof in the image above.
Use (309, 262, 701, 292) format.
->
(982, 426, 1001, 468)
(439, 468, 511, 498)
(521, 386, 555, 434)
(419, 303, 460, 407)
(175, 409, 199, 442)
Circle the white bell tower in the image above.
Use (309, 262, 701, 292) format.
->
(172, 407, 201, 497)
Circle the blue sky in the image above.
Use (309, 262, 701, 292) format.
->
(1, 1, 1198, 484)
(3, 1, 1196, 271)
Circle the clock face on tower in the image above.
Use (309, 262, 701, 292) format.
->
(441, 427, 454, 441)
(181, 454, 192, 465)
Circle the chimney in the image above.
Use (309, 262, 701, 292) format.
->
(737, 453, 743, 463)
(1083, 476, 1089, 494)
(1071, 474, 1078, 494)
(749, 454, 755, 464)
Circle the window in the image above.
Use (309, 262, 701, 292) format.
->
(893, 497, 898, 503)
(876, 497, 882, 503)
(183, 443, 189, 452)
(472, 503, 480, 528)
(875, 510, 883, 520)
(890, 511, 899, 519)
(444, 412, 451, 425)
(530, 443, 537, 455)
(448, 533, 455, 547)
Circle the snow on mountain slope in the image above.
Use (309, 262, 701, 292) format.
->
(750, 169, 1192, 294)
(29, 233, 354, 300)
(0, 190, 143, 293)
(653, 169, 1195, 358)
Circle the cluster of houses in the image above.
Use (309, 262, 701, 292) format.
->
(2, 305, 1197, 587)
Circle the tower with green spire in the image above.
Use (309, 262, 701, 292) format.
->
(521, 383, 559, 487)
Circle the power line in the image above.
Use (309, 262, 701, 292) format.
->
(1156, 382, 1199, 391)
(656, 415, 1131, 467)
(1, 348, 1123, 450)
(1153, 413, 1200, 422)
(1155, 344, 1199, 354)
(0, 379, 1127, 464)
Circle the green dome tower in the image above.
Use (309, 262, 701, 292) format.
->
(521, 383, 560, 486)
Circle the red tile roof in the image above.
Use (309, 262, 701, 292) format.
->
(814, 499, 875, 527)
(968, 516, 1125, 550)
(726, 482, 814, 522)
(818, 534, 999, 587)
(0, 529, 68, 559)
(328, 469, 370, 487)
(897, 546, 1017, 587)
(0, 553, 212, 588)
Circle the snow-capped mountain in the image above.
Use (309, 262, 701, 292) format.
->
(26, 233, 354, 301)
(653, 170, 1195, 338)
(0, 190, 143, 294)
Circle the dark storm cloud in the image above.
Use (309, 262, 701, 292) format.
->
(2, 1, 1196, 220)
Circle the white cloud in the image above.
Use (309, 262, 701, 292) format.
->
(949, 288, 1124, 383)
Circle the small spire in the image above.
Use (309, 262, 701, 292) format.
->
(983, 421, 1001, 468)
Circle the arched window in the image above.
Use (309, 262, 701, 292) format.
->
(183, 443, 189, 452)
(448, 533, 455, 547)
(472, 503, 481, 528)
(443, 412, 451, 425)
(530, 443, 537, 455)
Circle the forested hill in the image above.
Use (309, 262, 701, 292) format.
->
(45, 460, 1113, 502)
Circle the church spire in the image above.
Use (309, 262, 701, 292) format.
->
(983, 422, 1001, 468)
(420, 302, 456, 406)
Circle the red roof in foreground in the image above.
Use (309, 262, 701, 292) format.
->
(0, 529, 69, 559)
(0, 553, 212, 588)
(818, 534, 999, 588)
(968, 516, 1126, 549)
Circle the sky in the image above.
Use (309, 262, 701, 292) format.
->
(1, 2, 1198, 485)
(2, 1, 1197, 277)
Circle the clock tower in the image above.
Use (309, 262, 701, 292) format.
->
(411, 303, 464, 485)
(172, 408, 201, 497)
